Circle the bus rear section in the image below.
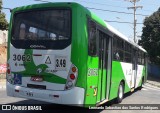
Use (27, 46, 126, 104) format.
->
(6, 5, 85, 105)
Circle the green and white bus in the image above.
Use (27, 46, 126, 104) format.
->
(7, 2, 147, 107)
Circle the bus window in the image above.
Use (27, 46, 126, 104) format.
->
(113, 36, 125, 61)
(142, 52, 145, 65)
(138, 50, 142, 65)
(124, 42, 132, 63)
(88, 19, 97, 56)
(115, 51, 120, 60)
(11, 9, 71, 49)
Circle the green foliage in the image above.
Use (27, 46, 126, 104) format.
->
(0, 0, 8, 30)
(138, 8, 160, 65)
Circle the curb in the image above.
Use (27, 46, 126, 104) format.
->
(144, 83, 160, 91)
(146, 81, 160, 88)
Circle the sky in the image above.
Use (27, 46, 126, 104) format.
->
(2, 0, 160, 43)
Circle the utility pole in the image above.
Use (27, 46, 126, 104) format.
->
(125, 0, 142, 43)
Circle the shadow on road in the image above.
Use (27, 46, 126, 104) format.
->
(2, 87, 143, 113)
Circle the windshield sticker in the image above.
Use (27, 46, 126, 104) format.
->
(14, 74, 22, 85)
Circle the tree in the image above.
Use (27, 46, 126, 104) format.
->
(138, 8, 160, 65)
(0, 0, 8, 30)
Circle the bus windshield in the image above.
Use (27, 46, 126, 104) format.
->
(11, 9, 71, 49)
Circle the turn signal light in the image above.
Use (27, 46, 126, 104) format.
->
(72, 67, 76, 72)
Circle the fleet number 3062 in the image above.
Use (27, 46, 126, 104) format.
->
(13, 54, 31, 62)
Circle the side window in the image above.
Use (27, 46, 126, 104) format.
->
(88, 19, 97, 56)
(113, 37, 119, 60)
(144, 53, 147, 65)
(113, 36, 124, 61)
(138, 50, 142, 65)
(124, 42, 132, 63)
(142, 52, 145, 65)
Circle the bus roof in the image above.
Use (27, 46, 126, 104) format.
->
(12, 2, 147, 53)
(104, 22, 147, 53)
(80, 2, 147, 53)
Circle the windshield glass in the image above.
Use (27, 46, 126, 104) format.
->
(11, 9, 71, 49)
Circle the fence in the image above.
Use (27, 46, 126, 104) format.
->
(148, 63, 160, 78)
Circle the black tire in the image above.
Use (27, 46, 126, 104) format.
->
(116, 82, 124, 103)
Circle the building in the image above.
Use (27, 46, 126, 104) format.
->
(0, 30, 8, 44)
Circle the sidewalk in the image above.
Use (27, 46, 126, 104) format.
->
(146, 76, 160, 88)
(0, 79, 6, 89)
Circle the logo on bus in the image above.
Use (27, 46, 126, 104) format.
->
(88, 68, 98, 76)
(30, 76, 43, 82)
(37, 68, 42, 74)
(30, 45, 46, 49)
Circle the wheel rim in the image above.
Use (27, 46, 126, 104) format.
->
(119, 85, 123, 99)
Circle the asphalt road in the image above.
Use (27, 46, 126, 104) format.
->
(0, 84, 160, 113)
